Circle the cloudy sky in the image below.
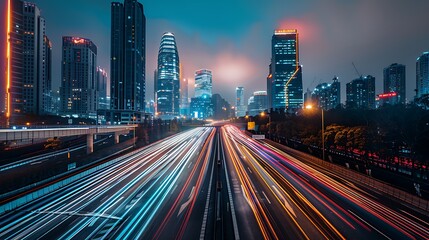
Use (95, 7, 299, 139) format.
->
(1, 0, 429, 105)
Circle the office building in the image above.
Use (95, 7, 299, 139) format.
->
(267, 29, 303, 112)
(236, 87, 246, 117)
(156, 32, 180, 119)
(346, 75, 376, 109)
(110, 0, 146, 119)
(247, 91, 268, 116)
(212, 94, 232, 120)
(383, 63, 406, 104)
(180, 78, 189, 116)
(416, 52, 429, 98)
(60, 37, 97, 118)
(195, 69, 212, 98)
(190, 97, 212, 119)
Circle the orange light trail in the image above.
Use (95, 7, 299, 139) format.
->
(6, 0, 11, 118)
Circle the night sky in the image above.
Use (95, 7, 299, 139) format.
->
(1, 0, 429, 105)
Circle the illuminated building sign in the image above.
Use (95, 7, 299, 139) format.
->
(378, 92, 397, 99)
(73, 38, 85, 44)
(275, 29, 297, 35)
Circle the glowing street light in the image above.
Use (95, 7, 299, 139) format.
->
(305, 105, 325, 162)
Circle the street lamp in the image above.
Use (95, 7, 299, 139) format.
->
(305, 105, 325, 162)
(260, 112, 271, 139)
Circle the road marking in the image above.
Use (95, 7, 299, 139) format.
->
(188, 162, 193, 168)
(200, 156, 215, 240)
(30, 161, 42, 165)
(178, 186, 195, 217)
(262, 191, 271, 204)
(272, 185, 296, 218)
(247, 167, 253, 174)
(348, 210, 392, 240)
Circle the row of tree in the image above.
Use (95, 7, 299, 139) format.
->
(250, 105, 429, 166)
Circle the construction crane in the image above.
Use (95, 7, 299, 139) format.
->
(352, 62, 362, 79)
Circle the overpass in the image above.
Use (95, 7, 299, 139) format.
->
(0, 125, 137, 154)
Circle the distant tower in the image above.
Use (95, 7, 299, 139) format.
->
(156, 32, 180, 118)
(60, 37, 97, 118)
(110, 0, 146, 115)
(268, 29, 303, 112)
(236, 87, 246, 117)
(96, 67, 108, 110)
(416, 52, 429, 98)
(194, 69, 212, 98)
(383, 63, 406, 104)
(311, 77, 341, 110)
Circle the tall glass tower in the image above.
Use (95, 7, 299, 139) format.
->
(268, 29, 303, 112)
(156, 32, 180, 118)
(110, 0, 145, 114)
(236, 87, 246, 117)
(416, 52, 429, 98)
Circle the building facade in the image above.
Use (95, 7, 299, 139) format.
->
(383, 63, 406, 104)
(5, 0, 52, 121)
(195, 69, 212, 98)
(247, 91, 268, 116)
(212, 94, 232, 120)
(236, 87, 246, 117)
(110, 0, 146, 117)
(268, 29, 303, 112)
(156, 32, 180, 119)
(180, 78, 189, 116)
(346, 75, 375, 109)
(60, 37, 97, 118)
(311, 77, 341, 110)
(416, 52, 429, 99)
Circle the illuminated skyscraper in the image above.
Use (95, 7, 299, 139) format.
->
(383, 63, 406, 104)
(60, 37, 97, 118)
(97, 67, 108, 110)
(268, 29, 303, 112)
(248, 91, 268, 116)
(110, 0, 146, 115)
(156, 32, 180, 118)
(5, 0, 52, 122)
(236, 86, 246, 117)
(194, 69, 212, 98)
(416, 52, 429, 98)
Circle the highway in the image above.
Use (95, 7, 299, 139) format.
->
(221, 125, 429, 239)
(1, 125, 429, 239)
(0, 127, 215, 239)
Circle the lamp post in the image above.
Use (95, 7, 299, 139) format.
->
(260, 112, 271, 139)
(306, 105, 325, 161)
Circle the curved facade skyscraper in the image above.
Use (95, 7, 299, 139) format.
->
(156, 32, 180, 118)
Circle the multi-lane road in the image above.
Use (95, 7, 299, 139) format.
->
(0, 125, 428, 239)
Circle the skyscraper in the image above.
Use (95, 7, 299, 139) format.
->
(6, 0, 24, 120)
(346, 75, 375, 109)
(97, 67, 108, 110)
(60, 37, 97, 118)
(383, 63, 406, 104)
(416, 52, 429, 98)
(180, 78, 189, 116)
(194, 69, 212, 98)
(268, 29, 303, 112)
(311, 77, 341, 110)
(110, 0, 146, 116)
(156, 32, 180, 118)
(236, 86, 246, 117)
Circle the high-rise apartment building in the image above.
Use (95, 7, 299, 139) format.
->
(383, 63, 406, 104)
(311, 77, 341, 110)
(416, 52, 429, 98)
(5, 0, 52, 121)
(194, 69, 212, 98)
(180, 78, 189, 116)
(268, 29, 303, 112)
(346, 75, 375, 109)
(236, 87, 246, 117)
(110, 0, 145, 115)
(60, 37, 97, 118)
(156, 32, 180, 118)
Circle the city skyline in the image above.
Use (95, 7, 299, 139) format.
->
(1, 0, 429, 107)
